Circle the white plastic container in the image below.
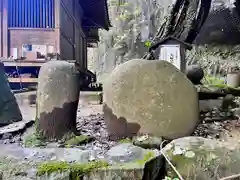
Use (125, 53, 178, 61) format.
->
(227, 72, 240, 88)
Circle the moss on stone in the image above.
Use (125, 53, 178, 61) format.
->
(164, 143, 238, 179)
(204, 75, 225, 85)
(207, 84, 227, 88)
(64, 135, 94, 146)
(36, 160, 109, 178)
(119, 138, 132, 144)
(24, 128, 94, 148)
(135, 151, 155, 165)
(36, 161, 69, 176)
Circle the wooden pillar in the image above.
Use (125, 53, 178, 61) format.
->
(54, 0, 60, 55)
(83, 38, 87, 69)
(2, 0, 8, 58)
(0, 0, 3, 57)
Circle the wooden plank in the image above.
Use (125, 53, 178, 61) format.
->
(3, 60, 75, 67)
(3, 61, 45, 67)
(8, 78, 38, 83)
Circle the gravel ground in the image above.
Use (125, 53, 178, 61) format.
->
(75, 99, 117, 155)
(0, 92, 118, 156)
(2, 92, 240, 155)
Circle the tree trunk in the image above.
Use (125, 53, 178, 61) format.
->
(36, 61, 80, 140)
(195, 0, 240, 45)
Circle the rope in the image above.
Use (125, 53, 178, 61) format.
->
(219, 173, 240, 180)
(160, 141, 184, 180)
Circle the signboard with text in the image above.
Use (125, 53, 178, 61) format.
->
(158, 44, 181, 70)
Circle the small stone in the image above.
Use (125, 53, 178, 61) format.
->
(219, 112, 226, 117)
(184, 151, 195, 158)
(211, 117, 223, 122)
(186, 64, 204, 85)
(233, 108, 240, 119)
(2, 133, 12, 140)
(15, 171, 27, 176)
(204, 117, 212, 122)
(133, 135, 163, 149)
(205, 112, 212, 117)
(221, 94, 234, 110)
(173, 147, 184, 155)
(28, 94, 37, 105)
(215, 134, 220, 139)
(106, 143, 142, 163)
(136, 135, 148, 142)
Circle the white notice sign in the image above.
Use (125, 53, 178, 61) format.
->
(159, 45, 181, 70)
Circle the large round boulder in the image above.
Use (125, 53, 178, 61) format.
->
(36, 60, 80, 139)
(103, 59, 199, 140)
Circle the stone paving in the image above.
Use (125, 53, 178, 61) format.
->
(14, 91, 36, 121)
(0, 91, 164, 179)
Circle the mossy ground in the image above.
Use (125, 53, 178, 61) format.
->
(36, 148, 156, 178)
(36, 160, 109, 178)
(64, 135, 94, 147)
(23, 129, 94, 148)
(118, 138, 132, 144)
(135, 151, 155, 165)
(0, 146, 157, 179)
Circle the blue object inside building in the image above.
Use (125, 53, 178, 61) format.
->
(5, 0, 111, 90)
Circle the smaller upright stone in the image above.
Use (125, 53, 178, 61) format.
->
(97, 92, 103, 104)
(36, 60, 80, 139)
(221, 94, 234, 110)
(186, 64, 204, 85)
(0, 62, 22, 126)
(28, 93, 37, 105)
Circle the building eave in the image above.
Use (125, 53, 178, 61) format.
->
(79, 0, 111, 31)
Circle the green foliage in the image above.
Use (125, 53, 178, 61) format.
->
(204, 75, 225, 86)
(96, 0, 169, 83)
(186, 45, 240, 77)
(144, 40, 152, 48)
